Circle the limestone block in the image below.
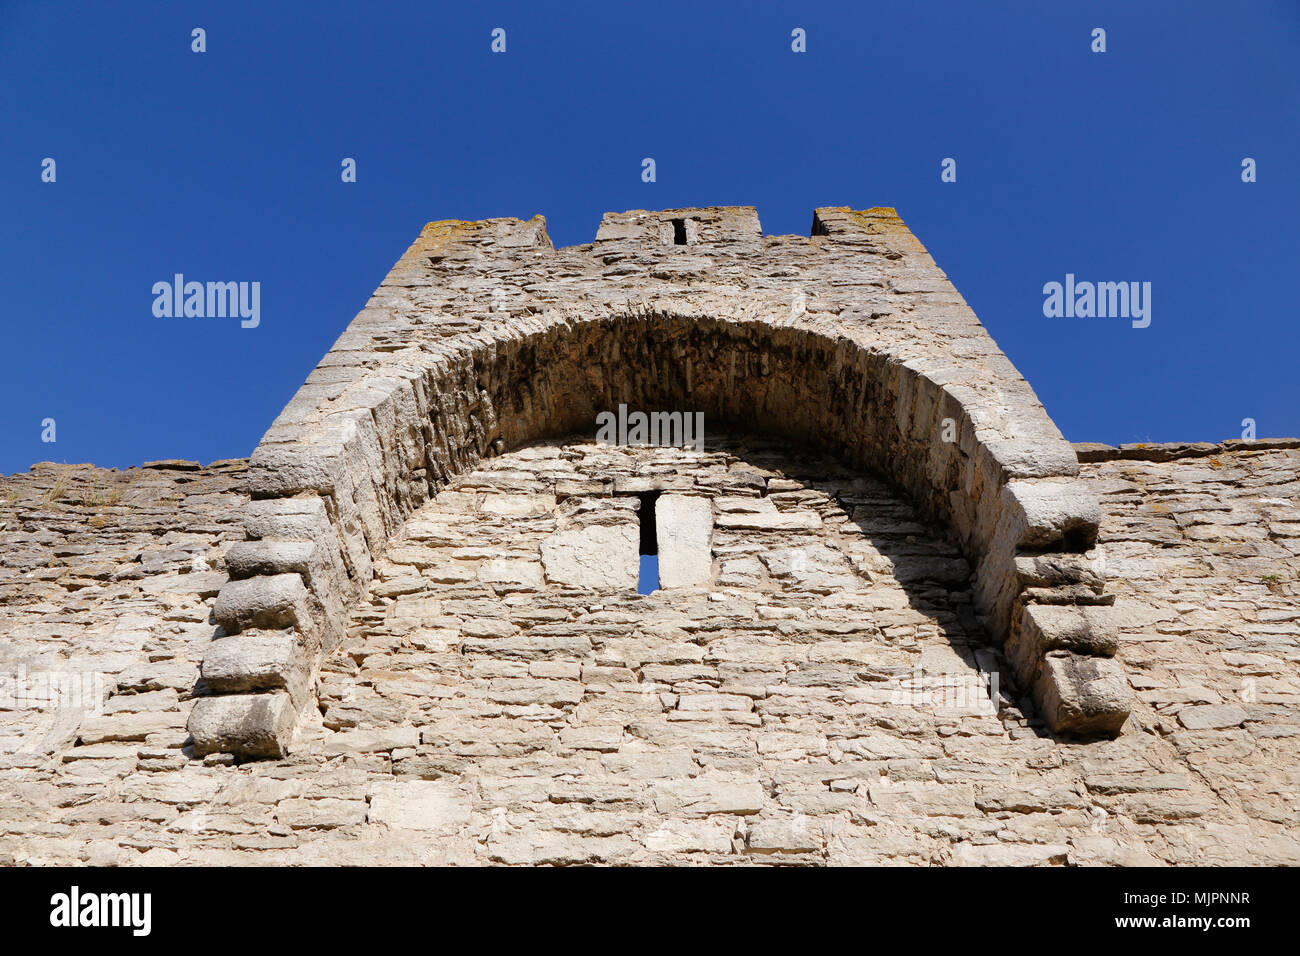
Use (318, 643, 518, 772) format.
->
(745, 818, 823, 854)
(868, 782, 976, 816)
(772, 544, 879, 591)
(367, 780, 472, 830)
(276, 798, 367, 830)
(481, 493, 556, 516)
(999, 479, 1101, 551)
(979, 439, 1080, 482)
(714, 509, 822, 532)
(613, 475, 694, 494)
(645, 819, 735, 854)
(1178, 704, 1247, 730)
(555, 479, 610, 499)
(225, 539, 319, 582)
(1019, 586, 1114, 606)
(200, 633, 311, 707)
(245, 442, 346, 499)
(478, 557, 546, 589)
(212, 573, 314, 635)
(1014, 553, 1104, 592)
(1006, 604, 1118, 684)
(656, 494, 713, 589)
(244, 496, 340, 561)
(324, 727, 420, 755)
(187, 691, 297, 758)
(652, 778, 765, 816)
(243, 495, 321, 535)
(78, 711, 189, 744)
(246, 494, 368, 599)
(486, 831, 636, 866)
(951, 843, 1071, 867)
(541, 525, 639, 590)
(1035, 652, 1130, 737)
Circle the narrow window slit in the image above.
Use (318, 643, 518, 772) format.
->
(671, 218, 688, 245)
(637, 491, 660, 593)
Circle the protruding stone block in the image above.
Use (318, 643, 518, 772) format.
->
(187, 691, 297, 758)
(226, 539, 319, 582)
(245, 443, 346, 499)
(1006, 603, 1119, 685)
(244, 495, 364, 602)
(1014, 553, 1104, 593)
(980, 439, 1080, 482)
(200, 634, 311, 707)
(212, 573, 314, 635)
(999, 479, 1101, 551)
(1035, 651, 1131, 737)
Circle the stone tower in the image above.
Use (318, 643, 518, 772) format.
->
(187, 205, 1130, 759)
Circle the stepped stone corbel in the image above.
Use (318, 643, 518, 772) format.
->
(189, 474, 359, 757)
(977, 477, 1130, 735)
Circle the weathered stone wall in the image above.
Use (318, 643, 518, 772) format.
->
(192, 206, 1124, 757)
(0, 441, 1296, 865)
(1, 205, 1293, 866)
(1078, 442, 1300, 849)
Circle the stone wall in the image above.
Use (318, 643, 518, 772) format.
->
(0, 441, 1296, 865)
(191, 206, 1126, 758)
(2, 205, 1292, 865)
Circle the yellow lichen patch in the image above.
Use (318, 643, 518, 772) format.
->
(417, 219, 477, 250)
(839, 207, 926, 255)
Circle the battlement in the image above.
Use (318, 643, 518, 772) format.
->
(388, 204, 927, 267)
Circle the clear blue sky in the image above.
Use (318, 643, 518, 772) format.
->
(3, 1, 1297, 475)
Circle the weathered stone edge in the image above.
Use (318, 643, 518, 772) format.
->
(1073, 438, 1300, 463)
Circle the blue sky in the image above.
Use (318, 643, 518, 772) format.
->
(3, 1, 1297, 475)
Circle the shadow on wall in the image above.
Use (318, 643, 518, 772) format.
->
(698, 433, 1025, 729)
